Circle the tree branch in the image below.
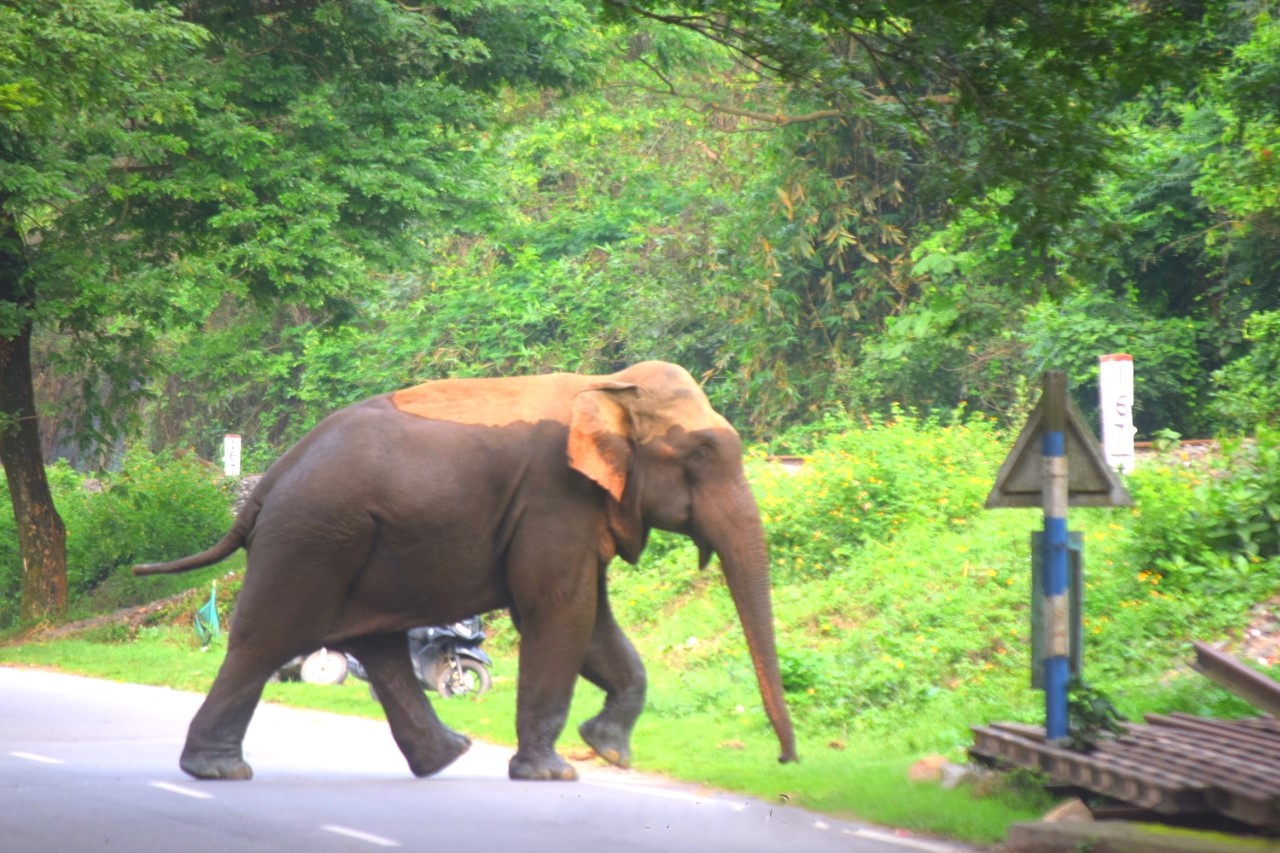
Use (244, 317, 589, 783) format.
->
(180, 0, 324, 26)
(623, 56, 838, 128)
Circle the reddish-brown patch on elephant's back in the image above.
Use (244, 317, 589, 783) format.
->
(390, 373, 586, 426)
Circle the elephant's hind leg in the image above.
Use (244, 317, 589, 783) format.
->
(181, 648, 276, 780)
(577, 577, 646, 769)
(348, 633, 471, 777)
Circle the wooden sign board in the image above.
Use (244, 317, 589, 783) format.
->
(986, 393, 1132, 508)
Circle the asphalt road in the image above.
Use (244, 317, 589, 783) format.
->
(0, 667, 971, 853)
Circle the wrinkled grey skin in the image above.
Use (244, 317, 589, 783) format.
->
(136, 361, 797, 782)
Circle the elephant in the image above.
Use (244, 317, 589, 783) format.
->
(135, 360, 797, 782)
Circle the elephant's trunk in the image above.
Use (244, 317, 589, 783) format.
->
(699, 481, 798, 764)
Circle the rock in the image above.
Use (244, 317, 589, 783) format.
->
(940, 762, 984, 789)
(907, 754, 948, 782)
(232, 474, 263, 515)
(1042, 798, 1093, 823)
(1008, 819, 1260, 853)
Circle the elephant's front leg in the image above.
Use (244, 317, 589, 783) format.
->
(348, 633, 470, 777)
(508, 554, 599, 781)
(578, 573, 646, 769)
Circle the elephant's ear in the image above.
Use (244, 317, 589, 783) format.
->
(567, 383, 636, 502)
(568, 383, 647, 563)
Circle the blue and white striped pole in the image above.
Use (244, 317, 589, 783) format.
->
(1042, 372, 1070, 741)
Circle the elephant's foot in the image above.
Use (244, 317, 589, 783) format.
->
(404, 728, 472, 778)
(578, 716, 631, 769)
(508, 749, 579, 781)
(180, 745, 253, 781)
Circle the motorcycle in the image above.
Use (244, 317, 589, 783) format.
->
(346, 616, 493, 699)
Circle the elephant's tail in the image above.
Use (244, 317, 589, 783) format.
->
(132, 498, 258, 576)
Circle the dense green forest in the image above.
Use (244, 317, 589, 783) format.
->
(20, 1, 1280, 470)
(3, 1, 1279, 620)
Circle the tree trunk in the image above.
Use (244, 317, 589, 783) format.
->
(0, 278, 67, 623)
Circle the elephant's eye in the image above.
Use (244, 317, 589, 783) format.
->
(685, 440, 716, 464)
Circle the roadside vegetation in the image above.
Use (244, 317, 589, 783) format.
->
(3, 416, 1277, 844)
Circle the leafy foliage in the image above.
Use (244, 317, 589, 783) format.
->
(1064, 677, 1128, 753)
(23, 0, 600, 439)
(754, 406, 1005, 579)
(841, 4, 1279, 439)
(134, 32, 753, 450)
(1210, 310, 1280, 431)
(4, 0, 607, 617)
(609, 0, 1210, 251)
(8, 2, 1280, 628)
(0, 451, 231, 629)
(45, 2, 1271, 462)
(1020, 292, 1207, 436)
(1124, 426, 1280, 608)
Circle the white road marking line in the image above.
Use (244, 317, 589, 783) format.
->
(320, 825, 401, 848)
(583, 778, 710, 805)
(10, 751, 63, 764)
(842, 828, 962, 853)
(150, 781, 214, 800)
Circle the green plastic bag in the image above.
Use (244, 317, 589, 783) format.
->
(195, 582, 220, 647)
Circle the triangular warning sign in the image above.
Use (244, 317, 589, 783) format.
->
(986, 393, 1132, 508)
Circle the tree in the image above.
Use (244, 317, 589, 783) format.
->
(599, 1, 1223, 432)
(610, 0, 1219, 253)
(2, 0, 596, 622)
(876, 4, 1280, 438)
(1, 0, 203, 622)
(130, 3, 1248, 441)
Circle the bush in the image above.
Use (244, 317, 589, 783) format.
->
(753, 405, 1007, 579)
(1211, 310, 1280, 433)
(0, 483, 18, 629)
(0, 449, 233, 629)
(1122, 425, 1280, 620)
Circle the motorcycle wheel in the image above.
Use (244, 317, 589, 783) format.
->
(299, 649, 349, 685)
(435, 659, 492, 698)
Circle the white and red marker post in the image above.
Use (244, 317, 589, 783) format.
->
(1098, 354, 1136, 473)
(222, 434, 241, 477)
